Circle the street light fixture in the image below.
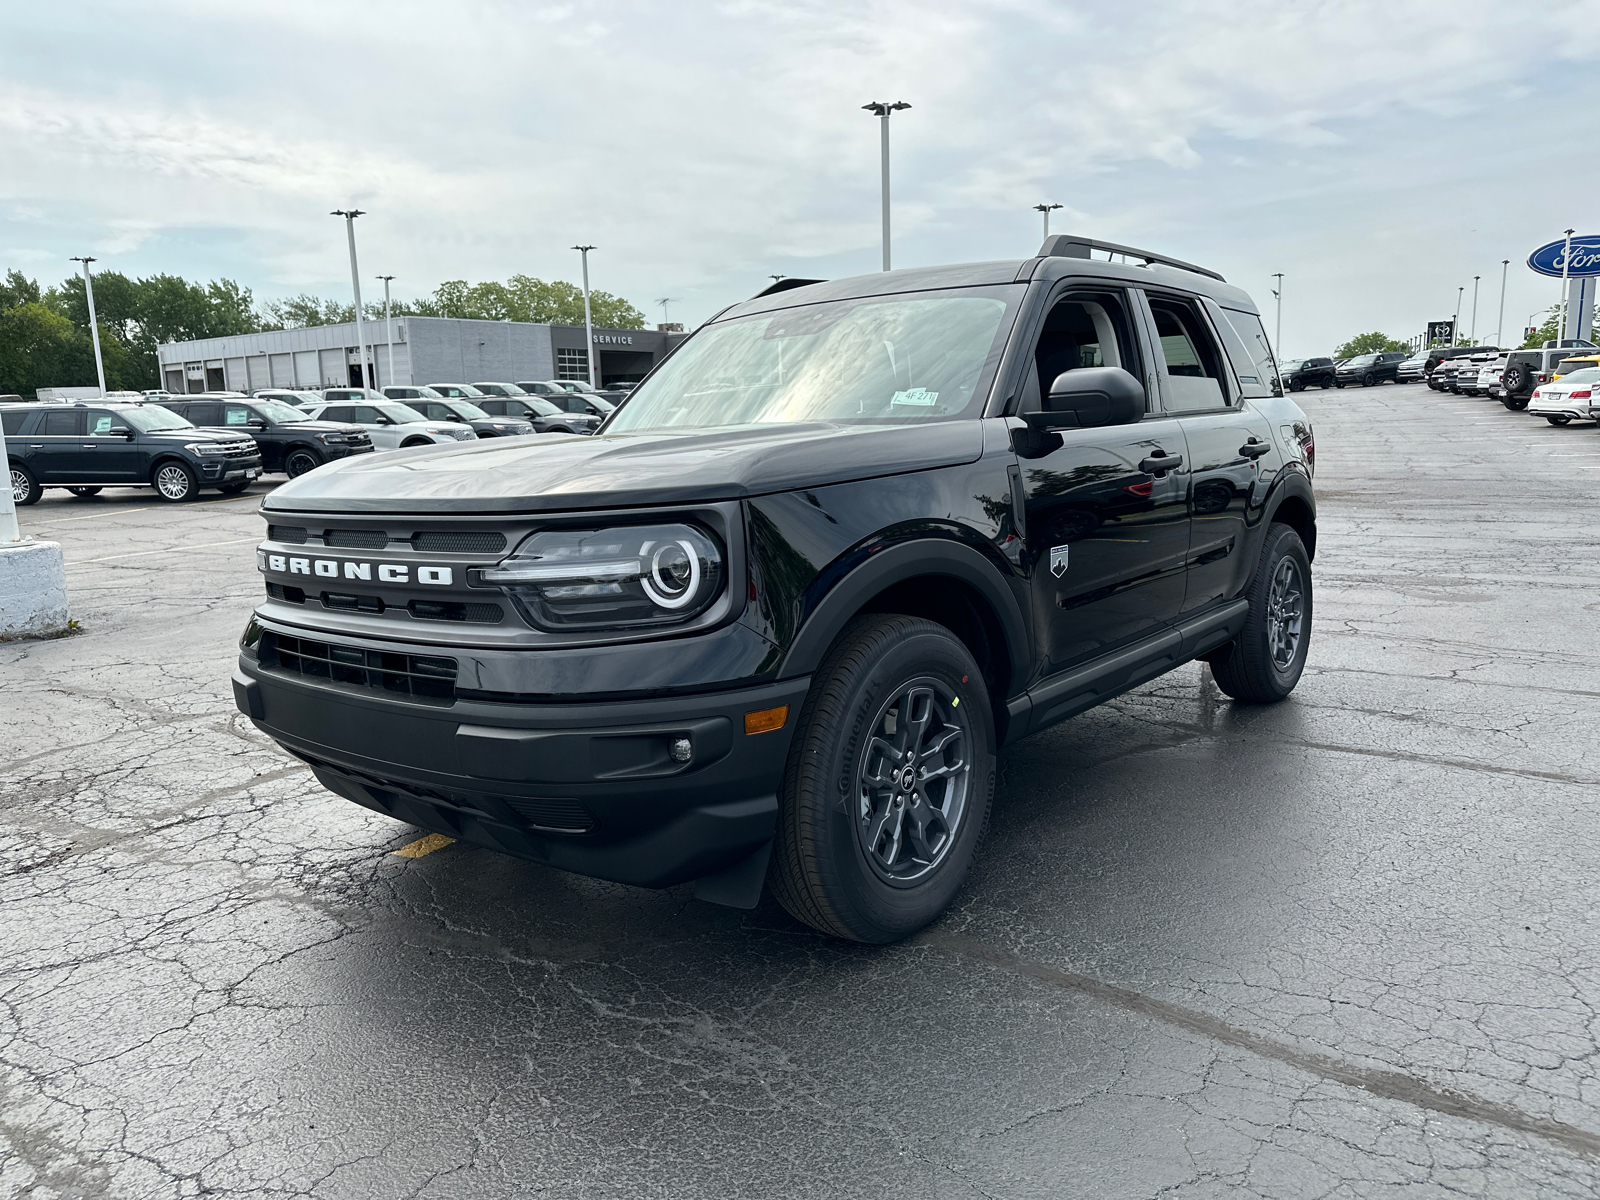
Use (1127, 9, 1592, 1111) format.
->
(1496, 260, 1509, 348)
(1033, 203, 1063, 241)
(377, 275, 395, 386)
(331, 210, 370, 388)
(572, 245, 597, 388)
(862, 100, 911, 271)
(69, 256, 107, 398)
(1270, 273, 1284, 358)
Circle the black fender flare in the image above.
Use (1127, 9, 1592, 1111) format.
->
(776, 537, 1031, 692)
(1260, 468, 1317, 560)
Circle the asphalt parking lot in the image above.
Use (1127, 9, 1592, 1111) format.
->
(4, 386, 1600, 1199)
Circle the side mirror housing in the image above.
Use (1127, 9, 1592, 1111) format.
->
(247, 418, 267, 428)
(1025, 367, 1146, 430)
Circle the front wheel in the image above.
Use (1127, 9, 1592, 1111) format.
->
(284, 447, 323, 478)
(66, 486, 102, 498)
(1289, 378, 1305, 392)
(1208, 524, 1312, 704)
(10, 463, 41, 506)
(1362, 374, 1375, 387)
(770, 615, 995, 943)
(152, 460, 198, 502)
(1548, 416, 1572, 426)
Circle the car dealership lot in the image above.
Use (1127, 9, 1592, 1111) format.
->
(4, 386, 1600, 1198)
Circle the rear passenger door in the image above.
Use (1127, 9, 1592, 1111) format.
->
(31, 408, 85, 482)
(1142, 292, 1278, 615)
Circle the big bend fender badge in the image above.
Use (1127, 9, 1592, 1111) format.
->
(1050, 545, 1069, 578)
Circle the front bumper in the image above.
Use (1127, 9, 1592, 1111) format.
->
(325, 443, 376, 461)
(200, 453, 263, 481)
(234, 642, 810, 889)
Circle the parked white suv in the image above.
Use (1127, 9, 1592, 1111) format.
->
(300, 396, 477, 450)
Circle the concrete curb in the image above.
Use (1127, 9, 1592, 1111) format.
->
(0, 538, 72, 641)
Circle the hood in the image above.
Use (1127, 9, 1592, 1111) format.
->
(263, 420, 984, 514)
(274, 420, 368, 434)
(148, 427, 254, 443)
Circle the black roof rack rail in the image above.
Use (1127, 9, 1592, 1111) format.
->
(752, 277, 826, 298)
(1038, 234, 1225, 283)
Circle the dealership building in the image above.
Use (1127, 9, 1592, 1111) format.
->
(155, 316, 687, 394)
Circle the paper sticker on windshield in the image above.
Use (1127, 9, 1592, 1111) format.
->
(891, 388, 938, 406)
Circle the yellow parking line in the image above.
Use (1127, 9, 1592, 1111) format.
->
(67, 535, 260, 566)
(392, 833, 455, 858)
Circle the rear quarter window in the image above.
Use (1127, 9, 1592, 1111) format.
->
(1, 410, 31, 435)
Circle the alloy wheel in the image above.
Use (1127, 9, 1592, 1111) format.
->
(1266, 557, 1305, 670)
(854, 678, 972, 885)
(10, 468, 28, 504)
(155, 465, 192, 500)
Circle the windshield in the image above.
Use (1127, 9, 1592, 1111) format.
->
(123, 406, 193, 431)
(376, 403, 428, 423)
(254, 400, 305, 423)
(523, 397, 562, 417)
(1557, 366, 1600, 384)
(608, 288, 1017, 432)
(412, 386, 444, 399)
(1279, 361, 1303, 371)
(445, 400, 490, 419)
(587, 396, 616, 412)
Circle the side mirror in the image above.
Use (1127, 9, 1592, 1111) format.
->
(247, 418, 266, 428)
(114, 427, 134, 438)
(375, 416, 394, 425)
(1025, 367, 1146, 430)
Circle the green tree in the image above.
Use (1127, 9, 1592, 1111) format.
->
(0, 303, 96, 396)
(0, 269, 41, 311)
(1334, 332, 1410, 357)
(410, 275, 646, 328)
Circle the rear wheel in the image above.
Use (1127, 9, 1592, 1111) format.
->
(66, 486, 102, 498)
(1208, 524, 1312, 704)
(10, 463, 41, 506)
(770, 615, 995, 943)
(152, 460, 198, 502)
(1548, 416, 1572, 426)
(1502, 396, 1528, 410)
(284, 447, 323, 478)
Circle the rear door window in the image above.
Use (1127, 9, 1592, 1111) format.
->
(41, 410, 83, 435)
(320, 406, 351, 422)
(1146, 296, 1229, 410)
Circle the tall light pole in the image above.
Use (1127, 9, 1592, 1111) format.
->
(1452, 287, 1464, 346)
(1559, 227, 1575, 344)
(70, 257, 107, 398)
(376, 275, 395, 387)
(332, 210, 369, 389)
(862, 100, 910, 271)
(1270, 273, 1284, 357)
(1469, 275, 1480, 344)
(1496, 260, 1509, 348)
(1033, 203, 1063, 242)
(572, 245, 596, 388)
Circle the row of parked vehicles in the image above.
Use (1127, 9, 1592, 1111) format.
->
(3, 379, 627, 504)
(1275, 341, 1600, 426)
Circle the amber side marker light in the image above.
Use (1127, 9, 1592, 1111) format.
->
(744, 705, 789, 735)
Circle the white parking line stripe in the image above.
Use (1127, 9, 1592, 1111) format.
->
(67, 536, 260, 566)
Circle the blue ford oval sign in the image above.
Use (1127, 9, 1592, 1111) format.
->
(1528, 235, 1600, 278)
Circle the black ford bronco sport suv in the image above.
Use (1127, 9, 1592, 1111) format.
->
(6, 400, 263, 503)
(234, 235, 1316, 942)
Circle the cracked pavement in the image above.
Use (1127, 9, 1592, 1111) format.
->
(4, 384, 1600, 1198)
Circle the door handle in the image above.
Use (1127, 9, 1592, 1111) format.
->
(1239, 439, 1270, 459)
(1139, 452, 1183, 474)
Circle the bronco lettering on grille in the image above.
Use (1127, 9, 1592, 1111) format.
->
(258, 551, 453, 586)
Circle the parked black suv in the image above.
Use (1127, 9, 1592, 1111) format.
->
(5, 401, 262, 504)
(155, 395, 374, 477)
(1333, 351, 1407, 387)
(1278, 357, 1336, 391)
(380, 387, 536, 438)
(1500, 342, 1600, 409)
(234, 235, 1316, 942)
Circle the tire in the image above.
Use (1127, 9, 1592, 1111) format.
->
(1321, 382, 1332, 389)
(550, 426, 574, 435)
(769, 614, 996, 944)
(151, 460, 198, 502)
(1334, 381, 1345, 389)
(217, 481, 250, 495)
(1548, 416, 1572, 426)
(284, 447, 323, 478)
(1289, 378, 1305, 392)
(1504, 396, 1529, 411)
(1208, 524, 1312, 704)
(400, 437, 432, 448)
(10, 462, 41, 507)
(66, 486, 102, 498)
(1502, 365, 1530, 394)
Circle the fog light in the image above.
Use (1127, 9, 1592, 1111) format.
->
(744, 706, 788, 735)
(669, 737, 692, 763)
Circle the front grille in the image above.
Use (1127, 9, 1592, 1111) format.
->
(326, 529, 388, 549)
(222, 442, 257, 458)
(268, 524, 308, 544)
(266, 583, 306, 603)
(408, 599, 503, 623)
(414, 531, 507, 554)
(262, 633, 456, 705)
(322, 591, 384, 614)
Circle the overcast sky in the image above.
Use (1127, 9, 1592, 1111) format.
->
(3, 0, 1596, 355)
